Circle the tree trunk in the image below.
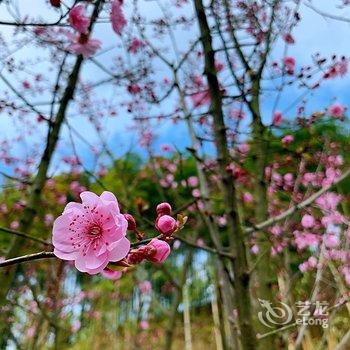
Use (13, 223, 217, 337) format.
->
(250, 80, 278, 349)
(193, 1, 257, 348)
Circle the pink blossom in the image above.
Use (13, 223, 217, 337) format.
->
(140, 320, 149, 330)
(301, 214, 315, 228)
(71, 320, 81, 333)
(129, 38, 144, 54)
(111, 0, 126, 35)
(238, 143, 249, 154)
(282, 134, 294, 145)
(243, 192, 253, 203)
(69, 5, 90, 33)
(217, 216, 227, 227)
(52, 191, 130, 275)
(273, 111, 283, 126)
(146, 239, 171, 263)
(215, 61, 224, 72)
(250, 244, 259, 255)
(44, 214, 54, 227)
(187, 176, 198, 187)
(328, 103, 345, 118)
(191, 90, 210, 107)
(307, 256, 317, 268)
(229, 109, 245, 120)
(299, 262, 308, 273)
(68, 34, 101, 57)
(338, 57, 348, 76)
(156, 215, 177, 236)
(284, 56, 295, 74)
(283, 33, 295, 44)
(101, 268, 123, 280)
(294, 231, 319, 250)
(341, 267, 350, 286)
(196, 238, 205, 247)
(316, 192, 341, 211)
(26, 326, 36, 338)
(0, 204, 7, 213)
(323, 234, 339, 248)
(139, 280, 152, 294)
(192, 189, 201, 198)
(22, 80, 31, 89)
(283, 173, 294, 186)
(321, 212, 344, 226)
(161, 144, 172, 152)
(10, 221, 19, 230)
(270, 225, 282, 236)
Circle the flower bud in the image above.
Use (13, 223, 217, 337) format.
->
(50, 0, 61, 7)
(124, 213, 137, 231)
(156, 202, 172, 216)
(146, 239, 171, 263)
(156, 215, 177, 236)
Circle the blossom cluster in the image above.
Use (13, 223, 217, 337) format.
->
(52, 191, 181, 277)
(64, 1, 126, 57)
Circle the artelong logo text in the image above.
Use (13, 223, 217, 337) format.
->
(258, 299, 329, 331)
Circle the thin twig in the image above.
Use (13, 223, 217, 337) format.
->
(0, 251, 56, 267)
(0, 226, 52, 246)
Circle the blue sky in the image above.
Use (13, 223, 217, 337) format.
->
(0, 1, 349, 178)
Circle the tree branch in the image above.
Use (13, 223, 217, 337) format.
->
(245, 167, 350, 234)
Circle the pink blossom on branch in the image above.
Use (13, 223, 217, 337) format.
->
(156, 215, 177, 236)
(52, 191, 130, 275)
(327, 103, 345, 118)
(301, 214, 315, 228)
(282, 134, 294, 146)
(128, 239, 171, 264)
(68, 34, 101, 57)
(272, 111, 283, 126)
(111, 0, 127, 35)
(147, 239, 171, 263)
(283, 33, 295, 44)
(128, 38, 144, 54)
(284, 56, 295, 75)
(69, 5, 90, 33)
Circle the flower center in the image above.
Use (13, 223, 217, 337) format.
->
(89, 224, 102, 237)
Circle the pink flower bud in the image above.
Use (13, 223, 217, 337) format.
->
(124, 213, 137, 231)
(147, 239, 171, 263)
(156, 215, 177, 236)
(50, 0, 61, 7)
(156, 202, 172, 216)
